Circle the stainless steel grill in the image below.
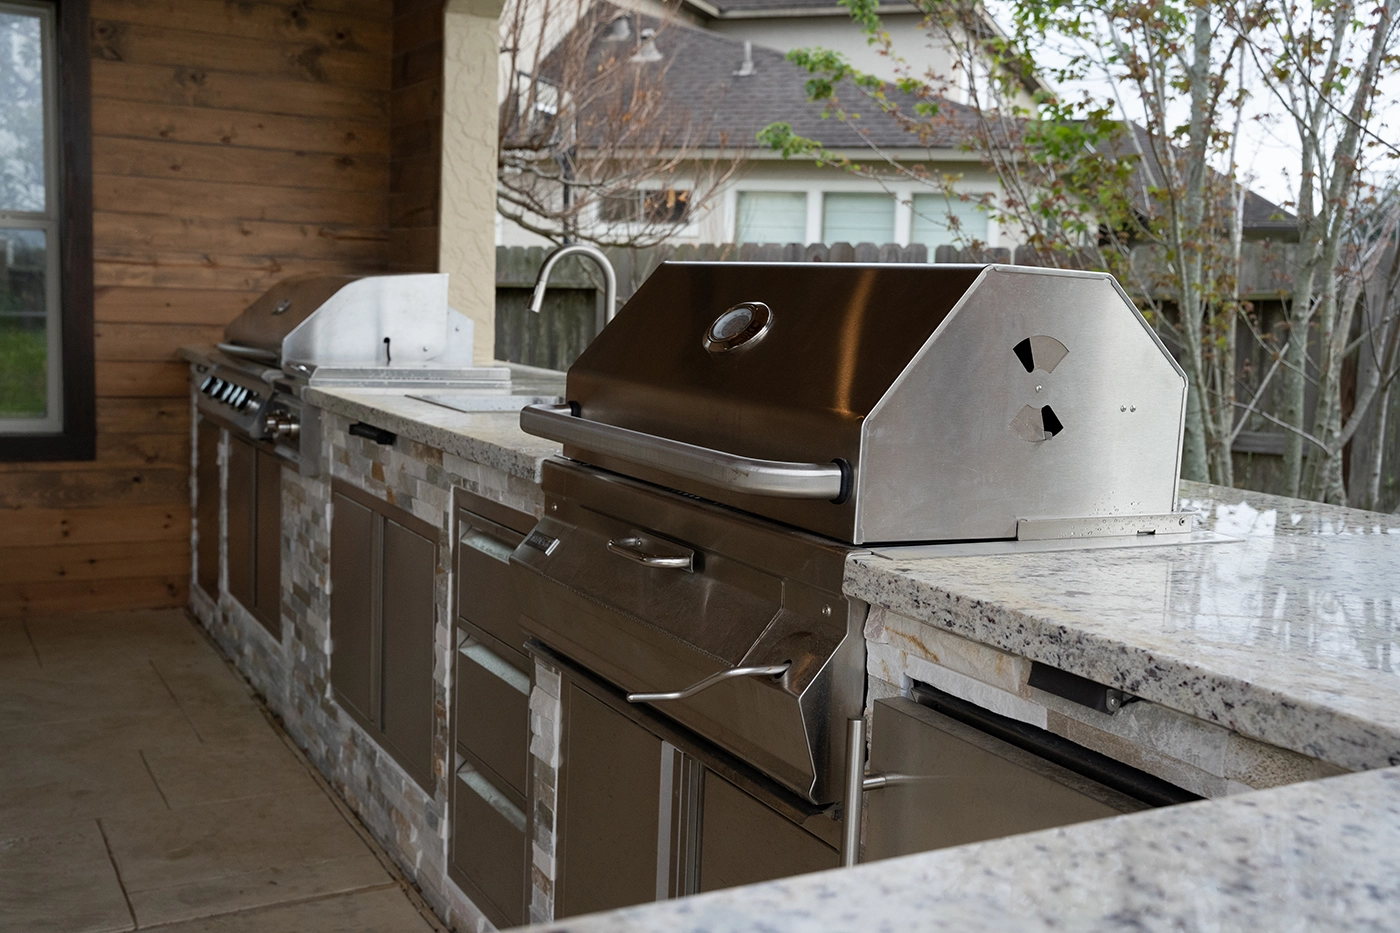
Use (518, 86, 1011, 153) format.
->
(522, 262, 1187, 544)
(513, 262, 1190, 806)
(193, 273, 510, 463)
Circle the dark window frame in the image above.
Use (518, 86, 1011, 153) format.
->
(2, 0, 94, 462)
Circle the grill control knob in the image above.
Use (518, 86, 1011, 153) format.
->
(263, 412, 300, 440)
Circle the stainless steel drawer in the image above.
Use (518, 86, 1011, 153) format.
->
(452, 764, 527, 929)
(455, 634, 530, 795)
(456, 508, 529, 655)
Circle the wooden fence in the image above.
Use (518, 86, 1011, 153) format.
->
(494, 241, 1396, 511)
(495, 240, 1298, 368)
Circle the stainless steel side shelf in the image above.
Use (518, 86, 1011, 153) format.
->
(520, 403, 848, 501)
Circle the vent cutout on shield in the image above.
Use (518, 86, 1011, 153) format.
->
(1012, 335, 1069, 374)
(1011, 404, 1065, 442)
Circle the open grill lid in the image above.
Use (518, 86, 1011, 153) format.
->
(222, 273, 476, 368)
(523, 262, 1188, 545)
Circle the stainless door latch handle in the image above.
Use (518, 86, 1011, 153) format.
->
(840, 716, 930, 867)
(606, 537, 694, 571)
(626, 663, 790, 704)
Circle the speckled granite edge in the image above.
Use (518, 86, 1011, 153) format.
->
(846, 550, 1400, 773)
(514, 766, 1400, 933)
(1179, 479, 1400, 534)
(303, 386, 562, 483)
(844, 482, 1400, 772)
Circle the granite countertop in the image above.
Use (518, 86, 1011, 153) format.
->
(301, 363, 565, 483)
(846, 486, 1400, 773)
(517, 765, 1400, 933)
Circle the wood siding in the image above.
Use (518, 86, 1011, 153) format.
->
(390, 0, 443, 272)
(1, 0, 403, 617)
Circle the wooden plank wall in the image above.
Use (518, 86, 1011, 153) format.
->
(390, 0, 443, 272)
(0, 0, 403, 617)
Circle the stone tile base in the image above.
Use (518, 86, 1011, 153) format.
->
(189, 410, 544, 932)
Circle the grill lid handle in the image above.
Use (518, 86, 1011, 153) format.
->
(520, 403, 849, 501)
(626, 663, 791, 704)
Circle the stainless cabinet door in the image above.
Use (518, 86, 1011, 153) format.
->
(253, 448, 282, 637)
(381, 518, 437, 789)
(330, 491, 377, 726)
(195, 419, 220, 598)
(225, 435, 256, 614)
(864, 697, 1145, 862)
(697, 771, 839, 894)
(557, 681, 664, 920)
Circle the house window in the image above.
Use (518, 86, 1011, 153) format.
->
(910, 193, 990, 249)
(735, 191, 806, 245)
(598, 188, 690, 225)
(1, 0, 94, 460)
(1, 3, 58, 432)
(823, 193, 894, 245)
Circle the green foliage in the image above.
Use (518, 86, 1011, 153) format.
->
(0, 320, 46, 417)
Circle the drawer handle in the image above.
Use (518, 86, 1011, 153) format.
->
(606, 537, 693, 571)
(349, 422, 396, 445)
(626, 663, 790, 704)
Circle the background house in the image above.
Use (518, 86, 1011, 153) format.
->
(496, 1, 1021, 250)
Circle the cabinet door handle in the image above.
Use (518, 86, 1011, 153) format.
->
(626, 663, 790, 704)
(606, 536, 693, 571)
(841, 717, 920, 867)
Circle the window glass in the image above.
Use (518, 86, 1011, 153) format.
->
(822, 193, 894, 244)
(910, 193, 989, 249)
(598, 189, 690, 225)
(0, 3, 59, 431)
(0, 9, 45, 213)
(0, 227, 47, 418)
(735, 191, 806, 245)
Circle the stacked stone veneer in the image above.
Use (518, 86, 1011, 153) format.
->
(189, 405, 542, 933)
(527, 658, 563, 924)
(864, 605, 1348, 798)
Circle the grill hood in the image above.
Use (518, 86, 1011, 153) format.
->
(523, 262, 1188, 544)
(222, 273, 475, 369)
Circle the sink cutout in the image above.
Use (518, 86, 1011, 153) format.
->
(1013, 336, 1069, 373)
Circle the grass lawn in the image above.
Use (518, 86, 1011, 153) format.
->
(0, 320, 47, 417)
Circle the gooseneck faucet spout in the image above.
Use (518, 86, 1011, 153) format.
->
(529, 243, 618, 324)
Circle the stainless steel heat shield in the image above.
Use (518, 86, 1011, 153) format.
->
(510, 459, 866, 805)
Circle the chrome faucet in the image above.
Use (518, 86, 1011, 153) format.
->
(529, 243, 619, 324)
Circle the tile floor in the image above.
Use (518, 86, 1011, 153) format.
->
(0, 608, 443, 933)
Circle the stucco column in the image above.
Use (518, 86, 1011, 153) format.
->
(441, 0, 504, 364)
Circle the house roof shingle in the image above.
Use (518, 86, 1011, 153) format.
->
(540, 6, 1296, 234)
(549, 7, 981, 152)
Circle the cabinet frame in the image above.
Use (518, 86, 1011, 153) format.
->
(448, 488, 537, 929)
(330, 478, 440, 793)
(533, 640, 840, 920)
(226, 433, 282, 638)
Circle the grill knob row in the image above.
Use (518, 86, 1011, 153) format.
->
(199, 377, 261, 411)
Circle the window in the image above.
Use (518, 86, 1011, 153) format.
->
(598, 188, 690, 225)
(823, 192, 894, 245)
(735, 191, 805, 245)
(1, 0, 93, 460)
(910, 193, 990, 249)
